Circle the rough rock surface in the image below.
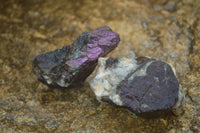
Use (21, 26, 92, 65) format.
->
(1, 0, 199, 132)
(33, 26, 120, 88)
(88, 56, 184, 117)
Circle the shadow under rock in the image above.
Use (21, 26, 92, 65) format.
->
(38, 82, 86, 104)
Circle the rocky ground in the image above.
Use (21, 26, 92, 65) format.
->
(0, 0, 199, 132)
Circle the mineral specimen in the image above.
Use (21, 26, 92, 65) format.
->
(88, 56, 184, 118)
(33, 26, 120, 88)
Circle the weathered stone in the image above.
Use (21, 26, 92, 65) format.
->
(88, 56, 184, 118)
(33, 26, 120, 88)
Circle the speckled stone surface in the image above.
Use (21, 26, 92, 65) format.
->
(0, 0, 200, 132)
(33, 26, 120, 88)
(89, 56, 184, 118)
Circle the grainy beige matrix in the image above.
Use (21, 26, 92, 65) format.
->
(0, 0, 199, 132)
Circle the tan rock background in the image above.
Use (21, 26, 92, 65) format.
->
(0, 0, 199, 132)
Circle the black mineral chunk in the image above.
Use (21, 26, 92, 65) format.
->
(33, 26, 120, 88)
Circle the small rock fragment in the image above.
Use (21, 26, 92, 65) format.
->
(33, 26, 120, 88)
(88, 56, 184, 118)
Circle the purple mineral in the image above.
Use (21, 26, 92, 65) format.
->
(33, 26, 120, 88)
(88, 56, 184, 118)
(117, 57, 184, 117)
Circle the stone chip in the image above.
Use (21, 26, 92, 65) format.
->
(88, 56, 184, 118)
(33, 26, 120, 88)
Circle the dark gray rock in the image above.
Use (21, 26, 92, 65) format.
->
(33, 26, 120, 88)
(88, 56, 184, 118)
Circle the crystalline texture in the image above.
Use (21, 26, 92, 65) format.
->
(88, 56, 184, 118)
(33, 26, 120, 88)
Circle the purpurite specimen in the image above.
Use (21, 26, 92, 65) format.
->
(33, 26, 120, 88)
(88, 56, 184, 118)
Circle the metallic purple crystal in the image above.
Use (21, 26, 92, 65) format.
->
(33, 26, 120, 88)
(88, 56, 184, 118)
(117, 58, 183, 118)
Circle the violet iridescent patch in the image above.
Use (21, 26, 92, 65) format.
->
(33, 26, 120, 88)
